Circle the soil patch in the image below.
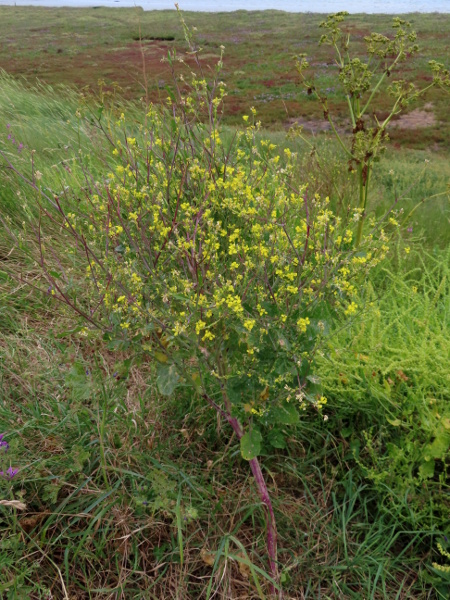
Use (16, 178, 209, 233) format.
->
(393, 103, 436, 129)
(286, 116, 350, 135)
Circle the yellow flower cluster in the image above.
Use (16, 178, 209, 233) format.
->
(63, 89, 388, 418)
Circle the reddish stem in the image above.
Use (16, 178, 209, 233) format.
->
(249, 456, 280, 588)
(226, 415, 281, 597)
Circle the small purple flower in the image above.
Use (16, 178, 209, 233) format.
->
(6, 123, 11, 128)
(0, 433, 9, 450)
(18, 143, 23, 153)
(7, 134, 11, 140)
(0, 467, 18, 479)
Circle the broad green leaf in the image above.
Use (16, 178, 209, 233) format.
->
(267, 429, 286, 449)
(240, 429, 262, 461)
(428, 431, 450, 459)
(306, 373, 322, 395)
(48, 270, 62, 279)
(156, 363, 180, 396)
(271, 401, 299, 425)
(419, 459, 435, 479)
(227, 376, 257, 405)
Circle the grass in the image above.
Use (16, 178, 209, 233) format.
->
(0, 12, 449, 599)
(319, 245, 450, 525)
(1, 296, 447, 597)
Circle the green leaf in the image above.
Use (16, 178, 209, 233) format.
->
(273, 357, 296, 376)
(48, 270, 62, 279)
(267, 429, 286, 449)
(113, 358, 133, 379)
(42, 482, 63, 505)
(271, 401, 299, 425)
(428, 431, 450, 459)
(419, 459, 435, 479)
(240, 429, 262, 460)
(306, 373, 322, 396)
(227, 376, 257, 405)
(156, 363, 180, 396)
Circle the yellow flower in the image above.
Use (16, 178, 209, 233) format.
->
(345, 302, 358, 316)
(297, 317, 310, 333)
(195, 320, 206, 335)
(243, 319, 256, 331)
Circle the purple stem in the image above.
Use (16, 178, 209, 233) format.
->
(249, 456, 279, 587)
(203, 388, 282, 595)
(226, 415, 281, 596)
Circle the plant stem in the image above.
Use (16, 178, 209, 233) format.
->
(355, 163, 366, 247)
(249, 456, 280, 587)
(225, 415, 281, 597)
(355, 159, 372, 248)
